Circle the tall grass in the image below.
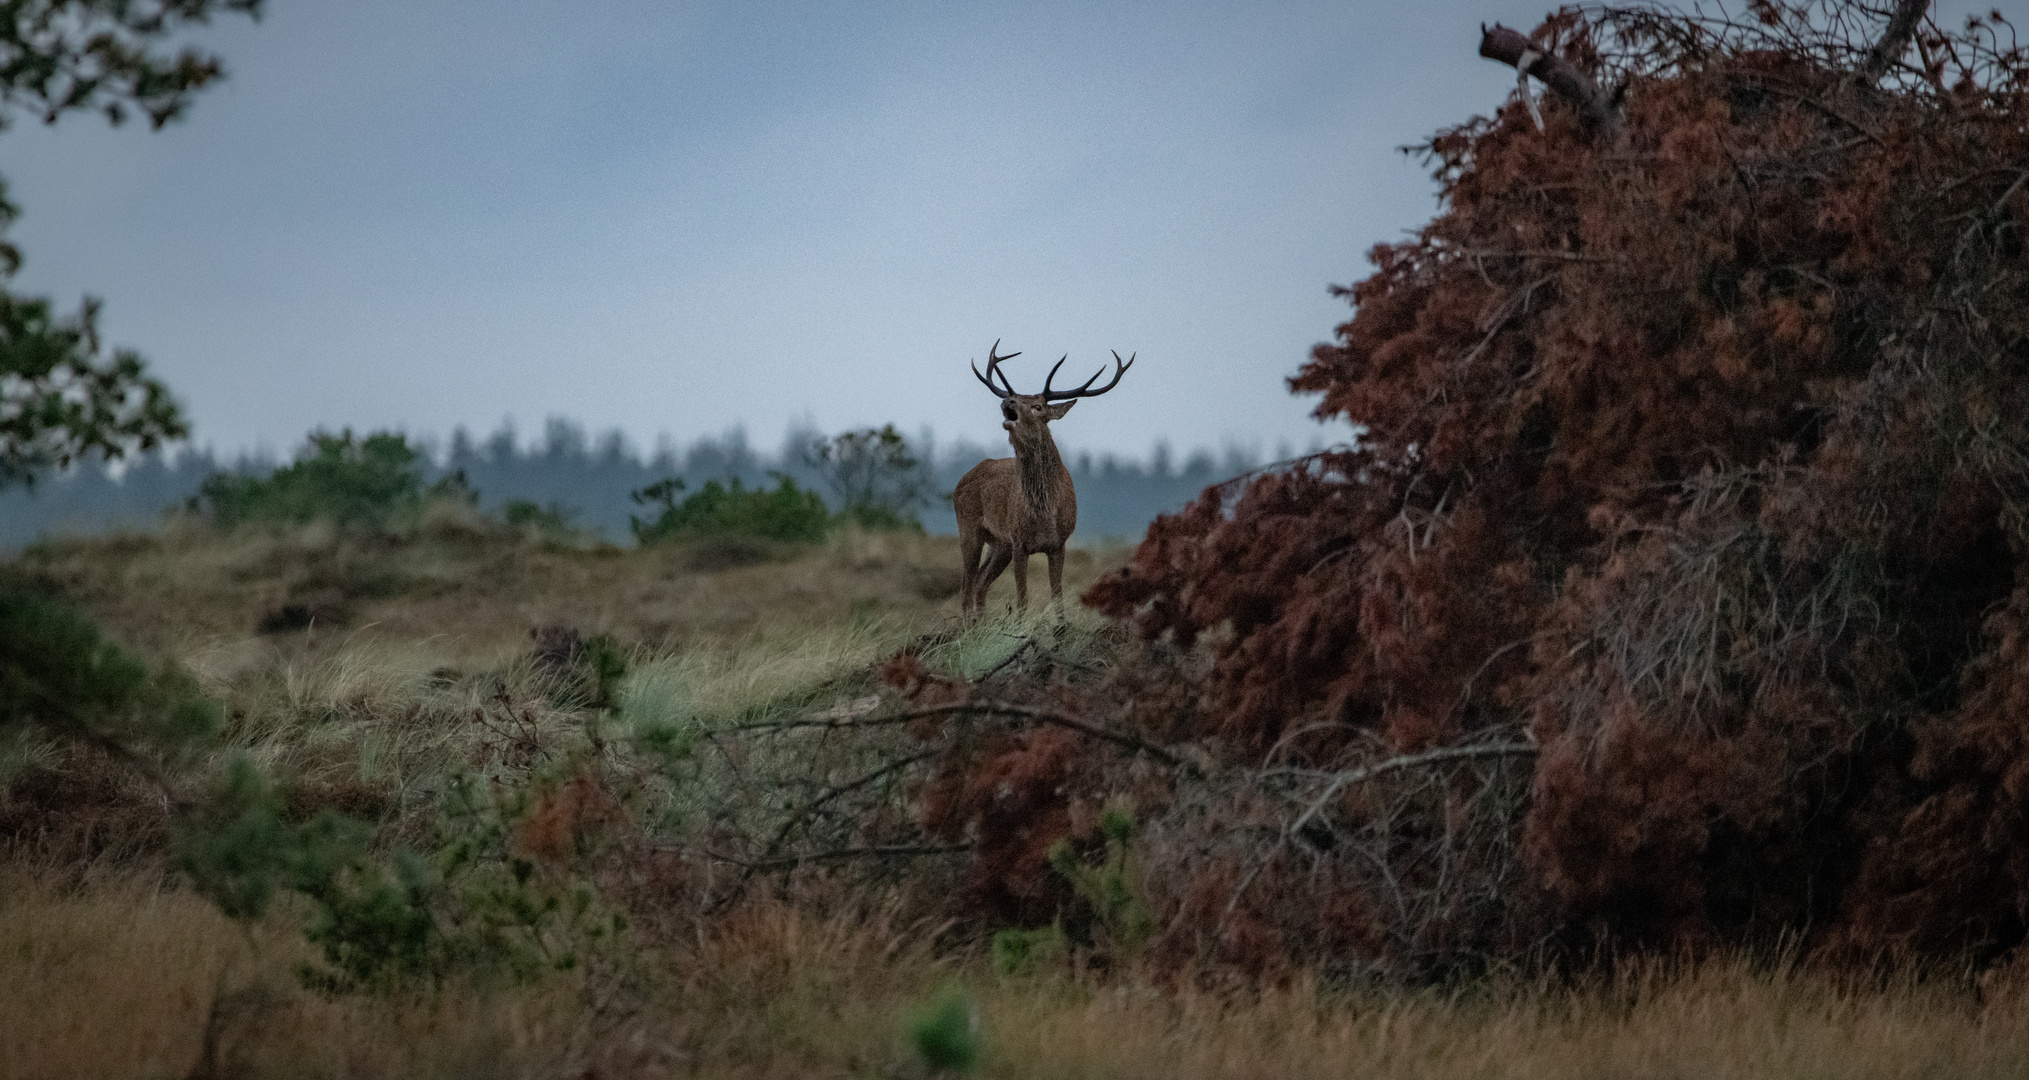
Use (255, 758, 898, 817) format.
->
(5, 875, 2026, 1079)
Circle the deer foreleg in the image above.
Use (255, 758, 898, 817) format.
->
(1012, 547, 1030, 609)
(959, 527, 986, 614)
(1047, 547, 1066, 607)
(976, 543, 1013, 611)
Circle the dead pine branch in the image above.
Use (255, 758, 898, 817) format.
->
(1479, 23, 1622, 131)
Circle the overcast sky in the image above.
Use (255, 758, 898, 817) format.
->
(7, 0, 1983, 462)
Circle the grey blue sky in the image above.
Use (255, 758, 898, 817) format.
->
(7, 1, 1991, 462)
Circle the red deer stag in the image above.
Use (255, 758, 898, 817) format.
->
(954, 340, 1133, 614)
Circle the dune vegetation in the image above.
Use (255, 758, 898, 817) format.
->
(1, 512, 2026, 1079)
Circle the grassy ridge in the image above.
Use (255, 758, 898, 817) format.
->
(5, 522, 2029, 1077)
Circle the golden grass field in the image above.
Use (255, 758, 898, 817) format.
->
(5, 517, 2029, 1079)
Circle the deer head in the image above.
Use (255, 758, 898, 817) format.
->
(970, 339, 1133, 450)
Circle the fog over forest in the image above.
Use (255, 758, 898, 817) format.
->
(0, 420, 1318, 548)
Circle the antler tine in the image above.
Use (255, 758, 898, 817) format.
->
(972, 338, 1020, 399)
(1041, 350, 1134, 401)
(1040, 354, 1070, 397)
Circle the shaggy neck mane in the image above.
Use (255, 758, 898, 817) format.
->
(1018, 430, 1063, 516)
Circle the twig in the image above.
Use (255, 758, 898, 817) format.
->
(1284, 743, 1539, 839)
(1989, 168, 2029, 219)
(1791, 92, 1884, 145)
(703, 843, 971, 872)
(899, 700, 1196, 773)
(753, 750, 935, 866)
(1223, 740, 1537, 927)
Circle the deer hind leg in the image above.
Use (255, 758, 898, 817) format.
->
(975, 542, 1014, 612)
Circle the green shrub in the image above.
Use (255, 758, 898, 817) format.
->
(628, 475, 830, 546)
(905, 986, 981, 1074)
(1047, 803, 1153, 958)
(0, 582, 218, 765)
(178, 643, 633, 993)
(990, 923, 1066, 977)
(178, 759, 626, 994)
(197, 430, 469, 530)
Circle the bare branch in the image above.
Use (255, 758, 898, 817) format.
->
(1479, 23, 1621, 130)
(1277, 742, 1540, 839)
(718, 697, 1195, 771)
(703, 843, 971, 872)
(753, 750, 936, 866)
(1859, 0, 1930, 86)
(900, 699, 1196, 772)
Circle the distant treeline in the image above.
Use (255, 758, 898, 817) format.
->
(0, 419, 1302, 548)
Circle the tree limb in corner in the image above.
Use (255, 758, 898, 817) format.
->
(1479, 23, 1620, 131)
(1859, 0, 1929, 86)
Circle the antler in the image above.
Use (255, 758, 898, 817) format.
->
(1041, 350, 1134, 401)
(971, 339, 1020, 399)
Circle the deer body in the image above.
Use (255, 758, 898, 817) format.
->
(955, 342, 1131, 614)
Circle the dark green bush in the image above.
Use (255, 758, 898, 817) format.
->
(628, 475, 830, 546)
(197, 430, 469, 530)
(906, 987, 982, 1074)
(0, 582, 218, 764)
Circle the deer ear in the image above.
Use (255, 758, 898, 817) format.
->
(1046, 400, 1075, 420)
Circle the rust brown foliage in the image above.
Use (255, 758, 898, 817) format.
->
(1086, 2, 2029, 965)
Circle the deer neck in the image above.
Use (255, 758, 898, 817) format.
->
(1013, 428, 1065, 519)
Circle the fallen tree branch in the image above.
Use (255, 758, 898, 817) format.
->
(718, 711, 916, 734)
(722, 697, 1197, 773)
